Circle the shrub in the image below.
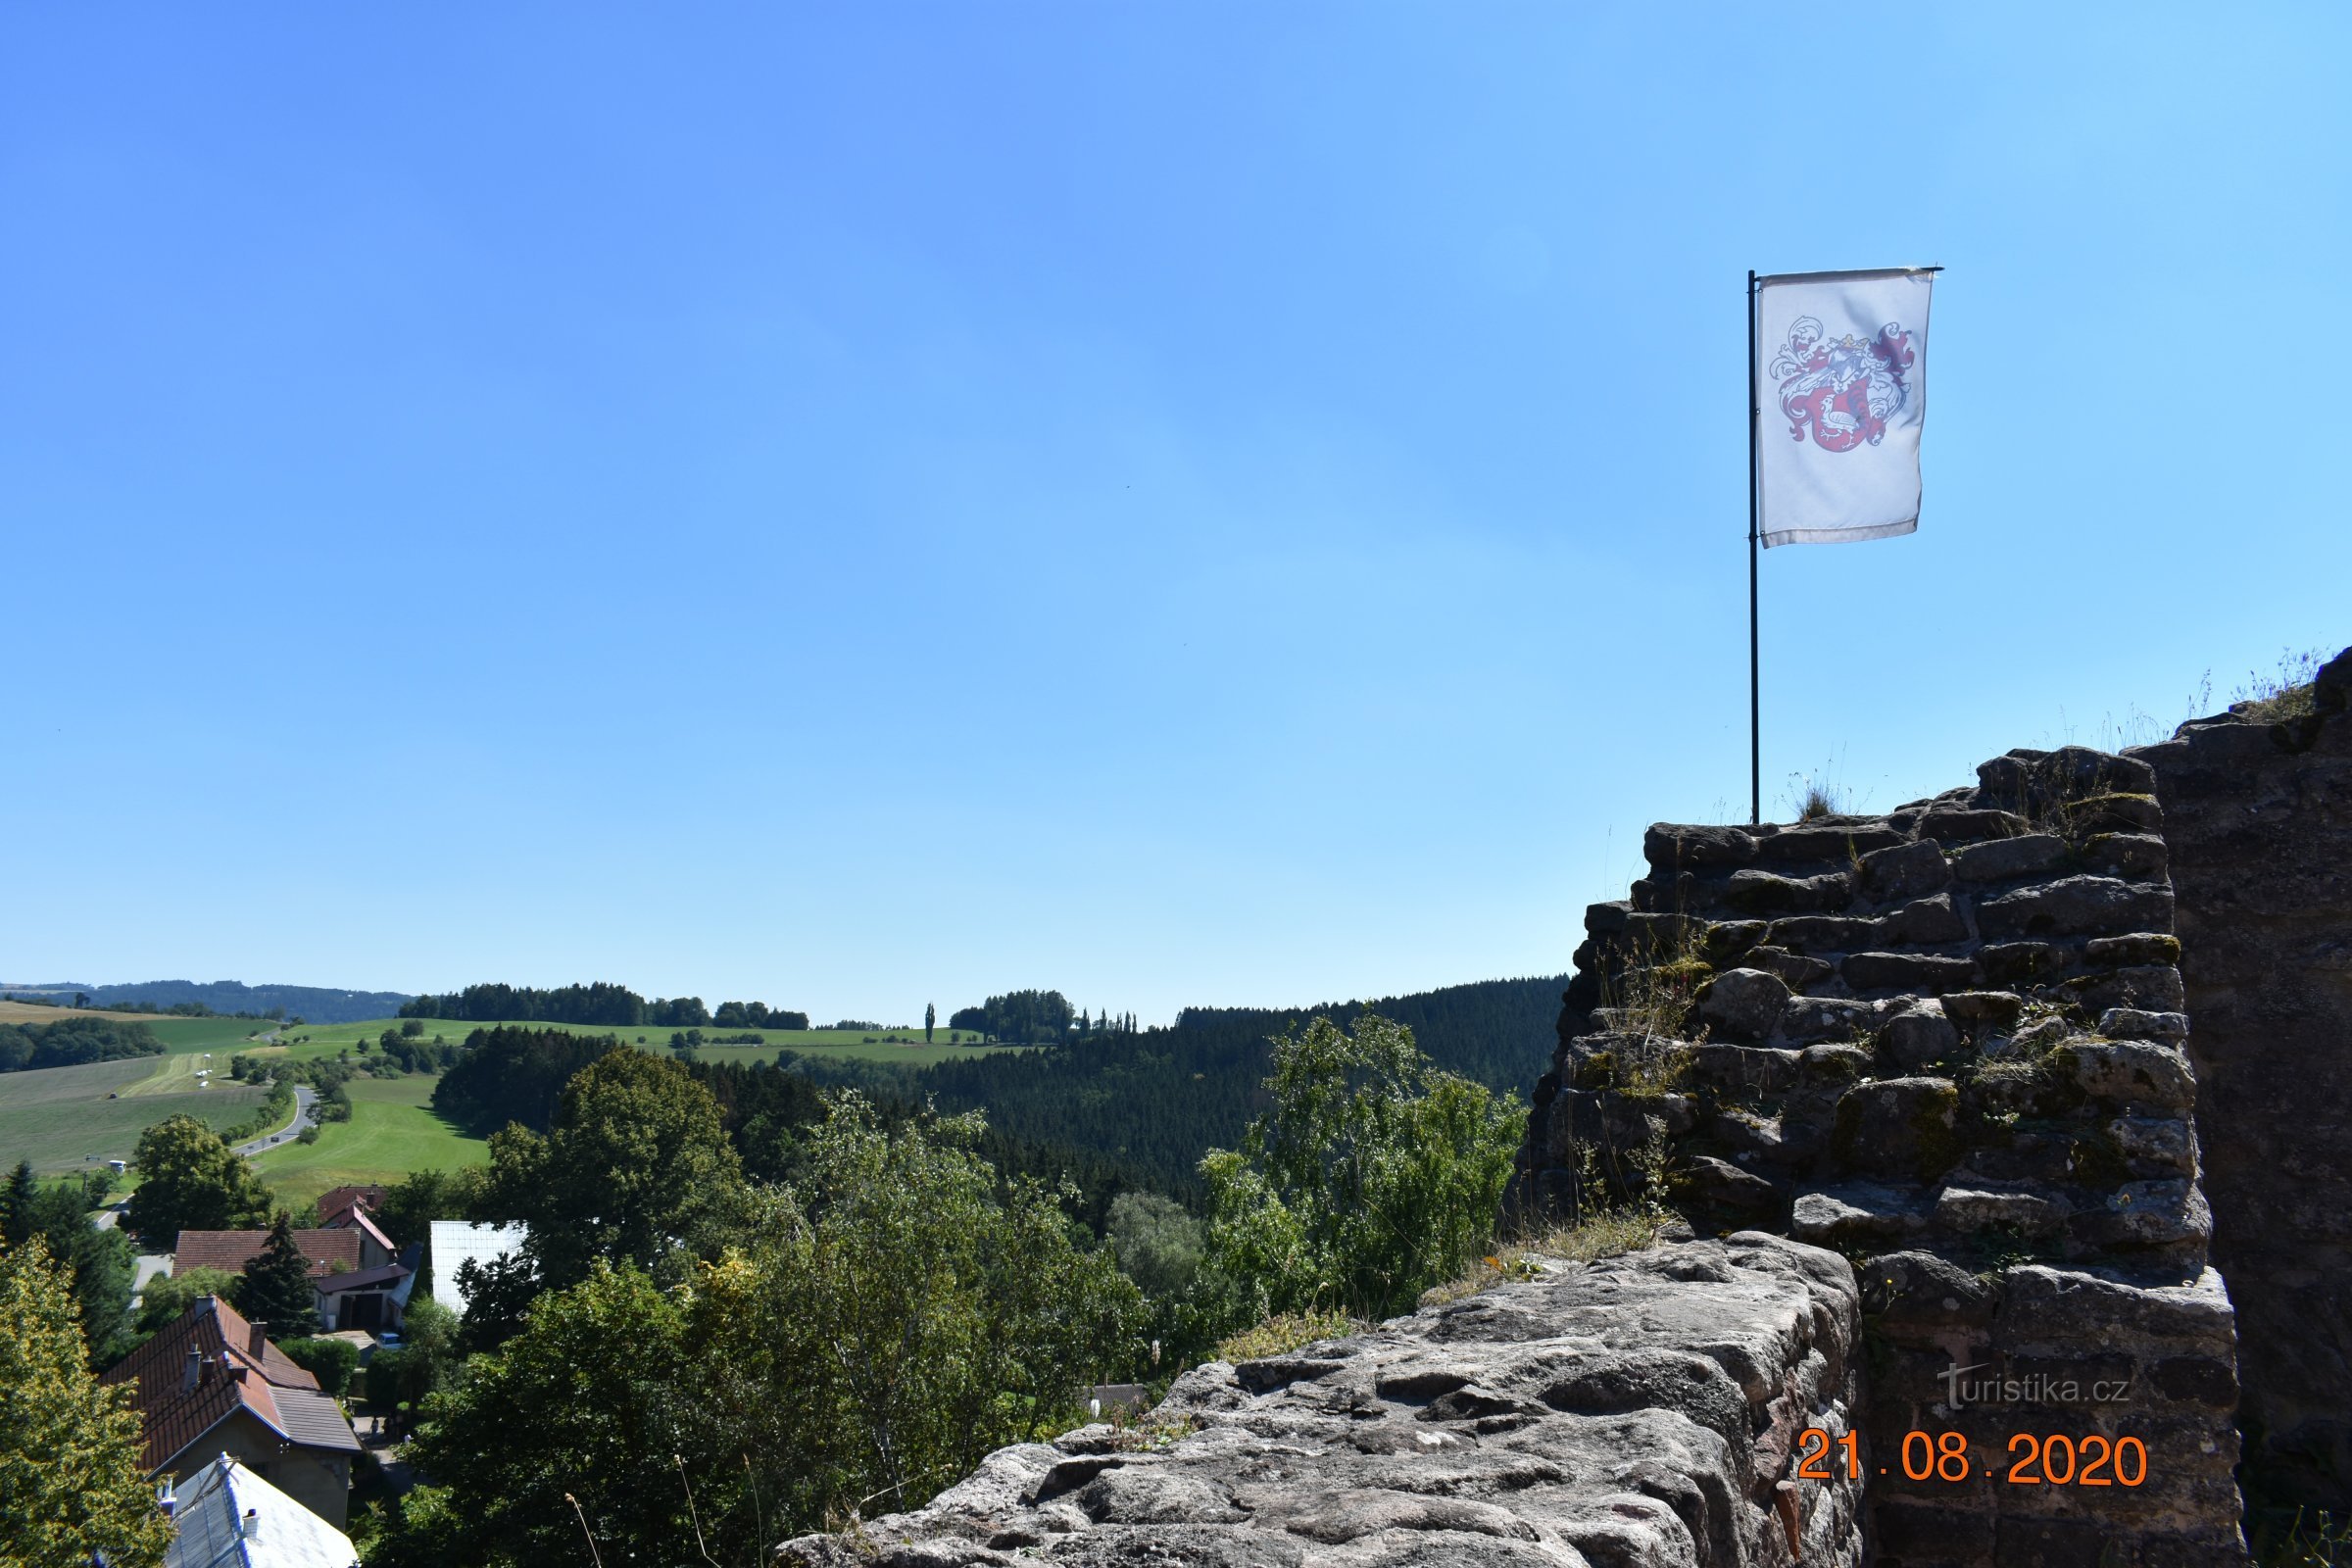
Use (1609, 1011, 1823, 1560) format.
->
(279, 1336, 360, 1396)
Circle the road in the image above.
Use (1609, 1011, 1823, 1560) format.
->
(232, 1084, 318, 1157)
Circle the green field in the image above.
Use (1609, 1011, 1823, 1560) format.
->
(0, 1056, 266, 1175)
(1, 1010, 1028, 1189)
(251, 1075, 489, 1213)
(250, 1016, 1030, 1070)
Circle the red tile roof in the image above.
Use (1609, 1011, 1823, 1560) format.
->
(100, 1296, 356, 1474)
(319, 1206, 395, 1254)
(174, 1228, 361, 1280)
(315, 1185, 387, 1222)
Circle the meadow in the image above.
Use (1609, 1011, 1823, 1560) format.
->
(0, 1055, 266, 1174)
(252, 1015, 1029, 1070)
(1, 1008, 1030, 1189)
(251, 1074, 490, 1212)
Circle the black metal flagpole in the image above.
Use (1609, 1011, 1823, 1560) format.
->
(1746, 270, 1761, 826)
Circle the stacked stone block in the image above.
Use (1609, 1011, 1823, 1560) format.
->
(1511, 744, 2248, 1566)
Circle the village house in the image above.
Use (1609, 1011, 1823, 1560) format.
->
(102, 1296, 362, 1530)
(174, 1215, 418, 1333)
(162, 1450, 361, 1568)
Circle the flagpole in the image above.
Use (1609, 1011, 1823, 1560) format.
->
(1746, 270, 1761, 826)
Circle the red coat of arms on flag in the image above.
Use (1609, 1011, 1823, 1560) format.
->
(1769, 318, 1917, 453)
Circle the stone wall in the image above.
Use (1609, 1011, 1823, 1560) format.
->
(1509, 744, 2248, 1566)
(781, 1234, 1866, 1568)
(2132, 646, 2352, 1519)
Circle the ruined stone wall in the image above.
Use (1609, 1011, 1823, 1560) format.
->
(783, 1234, 1867, 1568)
(1510, 745, 2248, 1566)
(2133, 647, 2352, 1519)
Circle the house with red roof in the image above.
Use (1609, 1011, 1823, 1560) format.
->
(102, 1295, 361, 1530)
(173, 1224, 417, 1333)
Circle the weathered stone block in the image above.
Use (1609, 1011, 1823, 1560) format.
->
(2099, 1007, 2189, 1044)
(1978, 875, 2175, 940)
(1791, 1182, 1928, 1244)
(2061, 963, 2186, 1014)
(1726, 868, 1851, 914)
(2085, 931, 2183, 965)
(784, 1239, 1870, 1568)
(1700, 919, 1769, 963)
(1683, 1044, 1801, 1095)
(1941, 990, 2025, 1033)
(1832, 1077, 1961, 1180)
(1934, 1182, 2068, 1236)
(1797, 1042, 1874, 1085)
(1840, 951, 1979, 993)
(1696, 966, 1789, 1042)
(1881, 1002, 1962, 1070)
(1644, 822, 1758, 870)
(2081, 830, 2169, 878)
(2109, 1115, 2198, 1176)
(1742, 945, 1837, 988)
(1584, 899, 1632, 937)
(1916, 805, 2032, 842)
(1858, 839, 1953, 902)
(1978, 941, 2067, 983)
(1882, 893, 1970, 944)
(1765, 914, 1881, 951)
(2063, 792, 2165, 833)
(2058, 1041, 2197, 1111)
(1780, 997, 1879, 1045)
(1755, 821, 1908, 863)
(1950, 832, 2070, 882)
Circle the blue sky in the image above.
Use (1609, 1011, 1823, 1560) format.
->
(4, 6, 2345, 1024)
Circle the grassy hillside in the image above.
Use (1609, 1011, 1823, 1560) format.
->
(252, 1074, 490, 1212)
(0, 1055, 266, 1174)
(252, 1016, 1022, 1070)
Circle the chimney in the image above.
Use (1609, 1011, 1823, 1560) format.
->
(183, 1347, 202, 1393)
(242, 1507, 262, 1541)
(248, 1320, 268, 1358)
(198, 1354, 215, 1387)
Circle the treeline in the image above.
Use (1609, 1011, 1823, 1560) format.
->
(7, 978, 412, 1024)
(426, 1026, 1160, 1232)
(947, 989, 1130, 1043)
(400, 982, 806, 1031)
(0, 1017, 166, 1074)
(897, 975, 1567, 1196)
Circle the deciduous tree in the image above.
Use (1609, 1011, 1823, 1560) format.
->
(0, 1240, 172, 1568)
(122, 1114, 272, 1250)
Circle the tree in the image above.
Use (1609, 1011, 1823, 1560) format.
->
(122, 1114, 273, 1250)
(378, 1097, 1143, 1566)
(1104, 1191, 1203, 1298)
(0, 1160, 33, 1250)
(476, 1048, 748, 1289)
(925, 1002, 935, 1044)
(234, 1211, 319, 1336)
(135, 1266, 240, 1333)
(1194, 1012, 1520, 1330)
(24, 1184, 136, 1364)
(0, 1240, 173, 1567)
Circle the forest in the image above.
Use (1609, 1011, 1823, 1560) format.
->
(398, 982, 804, 1029)
(0, 1015, 166, 1074)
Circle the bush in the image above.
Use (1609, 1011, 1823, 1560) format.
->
(279, 1336, 360, 1396)
(136, 1267, 241, 1333)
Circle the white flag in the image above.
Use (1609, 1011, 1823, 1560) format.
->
(1754, 268, 1934, 547)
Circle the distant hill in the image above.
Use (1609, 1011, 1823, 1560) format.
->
(838, 974, 1569, 1199)
(1, 979, 414, 1025)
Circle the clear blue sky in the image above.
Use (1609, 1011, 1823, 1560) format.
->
(4, 6, 2345, 1024)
